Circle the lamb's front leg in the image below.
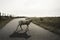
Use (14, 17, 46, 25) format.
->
(20, 25, 23, 31)
(15, 24, 19, 32)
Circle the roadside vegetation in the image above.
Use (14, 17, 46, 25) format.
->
(31, 17, 60, 35)
(0, 12, 14, 29)
(0, 12, 27, 29)
(0, 18, 13, 29)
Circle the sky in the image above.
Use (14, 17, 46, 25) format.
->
(0, 0, 60, 17)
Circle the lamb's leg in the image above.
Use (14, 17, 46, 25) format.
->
(15, 24, 19, 32)
(25, 25, 29, 32)
(20, 25, 23, 30)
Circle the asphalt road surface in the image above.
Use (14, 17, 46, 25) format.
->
(0, 18, 60, 40)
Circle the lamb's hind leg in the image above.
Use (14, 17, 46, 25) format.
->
(25, 24, 29, 32)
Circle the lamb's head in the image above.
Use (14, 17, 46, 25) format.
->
(25, 18, 32, 22)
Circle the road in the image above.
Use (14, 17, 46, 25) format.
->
(0, 18, 60, 40)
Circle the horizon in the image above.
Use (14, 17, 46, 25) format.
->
(0, 0, 60, 17)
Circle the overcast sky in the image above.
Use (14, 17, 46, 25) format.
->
(0, 0, 60, 17)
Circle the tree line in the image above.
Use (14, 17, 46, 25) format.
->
(0, 12, 13, 20)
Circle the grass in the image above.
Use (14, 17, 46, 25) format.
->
(0, 19, 13, 29)
(31, 17, 60, 35)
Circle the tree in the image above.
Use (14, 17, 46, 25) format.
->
(0, 12, 1, 16)
(0, 12, 1, 20)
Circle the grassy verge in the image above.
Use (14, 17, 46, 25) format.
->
(32, 17, 60, 35)
(0, 19, 13, 29)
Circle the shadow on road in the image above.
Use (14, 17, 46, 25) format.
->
(9, 30, 31, 39)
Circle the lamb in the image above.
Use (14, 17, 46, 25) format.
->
(16, 18, 32, 32)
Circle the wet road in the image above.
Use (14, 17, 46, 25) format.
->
(0, 18, 60, 40)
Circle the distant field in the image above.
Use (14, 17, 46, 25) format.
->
(32, 17, 60, 35)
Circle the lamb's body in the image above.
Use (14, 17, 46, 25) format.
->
(16, 19, 32, 31)
(19, 20, 31, 25)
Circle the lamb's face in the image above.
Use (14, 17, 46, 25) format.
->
(25, 18, 32, 23)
